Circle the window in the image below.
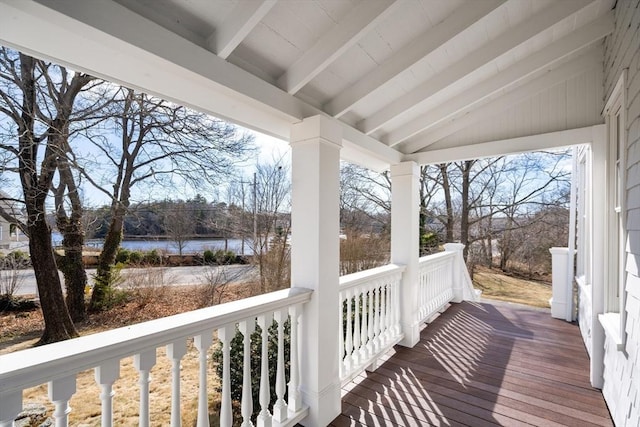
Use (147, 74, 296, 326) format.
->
(600, 70, 627, 349)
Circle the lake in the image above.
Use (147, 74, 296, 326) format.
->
(52, 233, 252, 255)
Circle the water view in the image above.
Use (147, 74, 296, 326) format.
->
(52, 233, 252, 255)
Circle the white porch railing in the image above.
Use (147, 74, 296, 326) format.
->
(0, 288, 312, 427)
(418, 251, 456, 324)
(0, 245, 478, 426)
(338, 264, 405, 384)
(337, 247, 476, 385)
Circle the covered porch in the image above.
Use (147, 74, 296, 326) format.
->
(0, 0, 619, 426)
(0, 256, 612, 426)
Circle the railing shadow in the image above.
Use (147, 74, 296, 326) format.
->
(333, 300, 608, 426)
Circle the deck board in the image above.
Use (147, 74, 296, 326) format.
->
(332, 300, 613, 427)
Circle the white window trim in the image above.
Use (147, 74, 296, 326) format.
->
(598, 69, 627, 351)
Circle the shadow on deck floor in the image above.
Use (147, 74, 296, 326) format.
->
(332, 300, 612, 426)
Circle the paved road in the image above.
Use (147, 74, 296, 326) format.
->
(12, 264, 258, 296)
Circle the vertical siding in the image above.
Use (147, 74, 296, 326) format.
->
(602, 1, 640, 425)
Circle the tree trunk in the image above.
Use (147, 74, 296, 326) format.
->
(460, 160, 473, 261)
(90, 205, 125, 310)
(17, 53, 78, 344)
(54, 154, 88, 322)
(56, 218, 87, 322)
(440, 164, 455, 242)
(29, 213, 79, 344)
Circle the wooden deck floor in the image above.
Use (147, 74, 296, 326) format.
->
(332, 300, 613, 427)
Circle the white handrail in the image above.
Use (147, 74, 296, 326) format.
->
(0, 287, 312, 427)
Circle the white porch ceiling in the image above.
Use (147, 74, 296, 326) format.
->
(0, 0, 614, 170)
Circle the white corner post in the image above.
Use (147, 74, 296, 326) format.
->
(589, 125, 607, 389)
(444, 243, 465, 303)
(549, 247, 571, 320)
(290, 115, 342, 426)
(391, 161, 421, 348)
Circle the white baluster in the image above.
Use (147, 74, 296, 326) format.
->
(360, 289, 369, 359)
(95, 359, 120, 427)
(257, 313, 273, 427)
(272, 309, 286, 422)
(167, 340, 187, 427)
(48, 376, 76, 427)
(431, 267, 435, 310)
(352, 290, 361, 366)
(338, 292, 345, 379)
(288, 304, 302, 413)
(239, 319, 256, 427)
(0, 391, 21, 427)
(373, 286, 380, 351)
(367, 288, 375, 355)
(345, 289, 353, 373)
(218, 325, 233, 427)
(387, 281, 393, 337)
(195, 332, 213, 427)
(389, 279, 396, 337)
(393, 274, 402, 336)
(379, 283, 387, 342)
(421, 266, 427, 318)
(134, 349, 156, 427)
(395, 275, 401, 335)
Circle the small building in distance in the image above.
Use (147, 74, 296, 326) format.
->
(0, 191, 27, 251)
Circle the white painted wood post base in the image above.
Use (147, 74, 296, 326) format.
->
(391, 162, 421, 348)
(290, 115, 342, 426)
(444, 243, 466, 303)
(550, 247, 571, 320)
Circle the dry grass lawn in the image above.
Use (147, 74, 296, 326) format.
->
(472, 265, 552, 308)
(1, 282, 257, 426)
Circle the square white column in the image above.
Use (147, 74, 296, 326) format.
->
(391, 161, 421, 347)
(290, 115, 342, 426)
(590, 125, 607, 389)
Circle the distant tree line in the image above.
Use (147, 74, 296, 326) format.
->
(85, 195, 236, 239)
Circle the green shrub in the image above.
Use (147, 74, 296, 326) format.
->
(2, 250, 31, 269)
(214, 250, 236, 265)
(128, 250, 143, 265)
(212, 318, 291, 423)
(90, 264, 130, 310)
(115, 248, 131, 264)
(142, 249, 162, 265)
(203, 249, 215, 264)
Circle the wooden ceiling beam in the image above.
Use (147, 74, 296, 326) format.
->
(207, 0, 277, 59)
(276, 0, 398, 95)
(400, 48, 602, 154)
(385, 11, 614, 147)
(323, 0, 505, 118)
(358, 0, 593, 135)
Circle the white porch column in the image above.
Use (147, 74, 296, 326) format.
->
(444, 242, 465, 303)
(549, 247, 571, 320)
(590, 125, 606, 389)
(290, 115, 342, 427)
(391, 161, 421, 348)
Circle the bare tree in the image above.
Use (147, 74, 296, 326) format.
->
(0, 49, 99, 342)
(79, 89, 255, 310)
(163, 200, 194, 256)
(251, 157, 291, 293)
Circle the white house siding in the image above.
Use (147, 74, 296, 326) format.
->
(602, 0, 640, 425)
